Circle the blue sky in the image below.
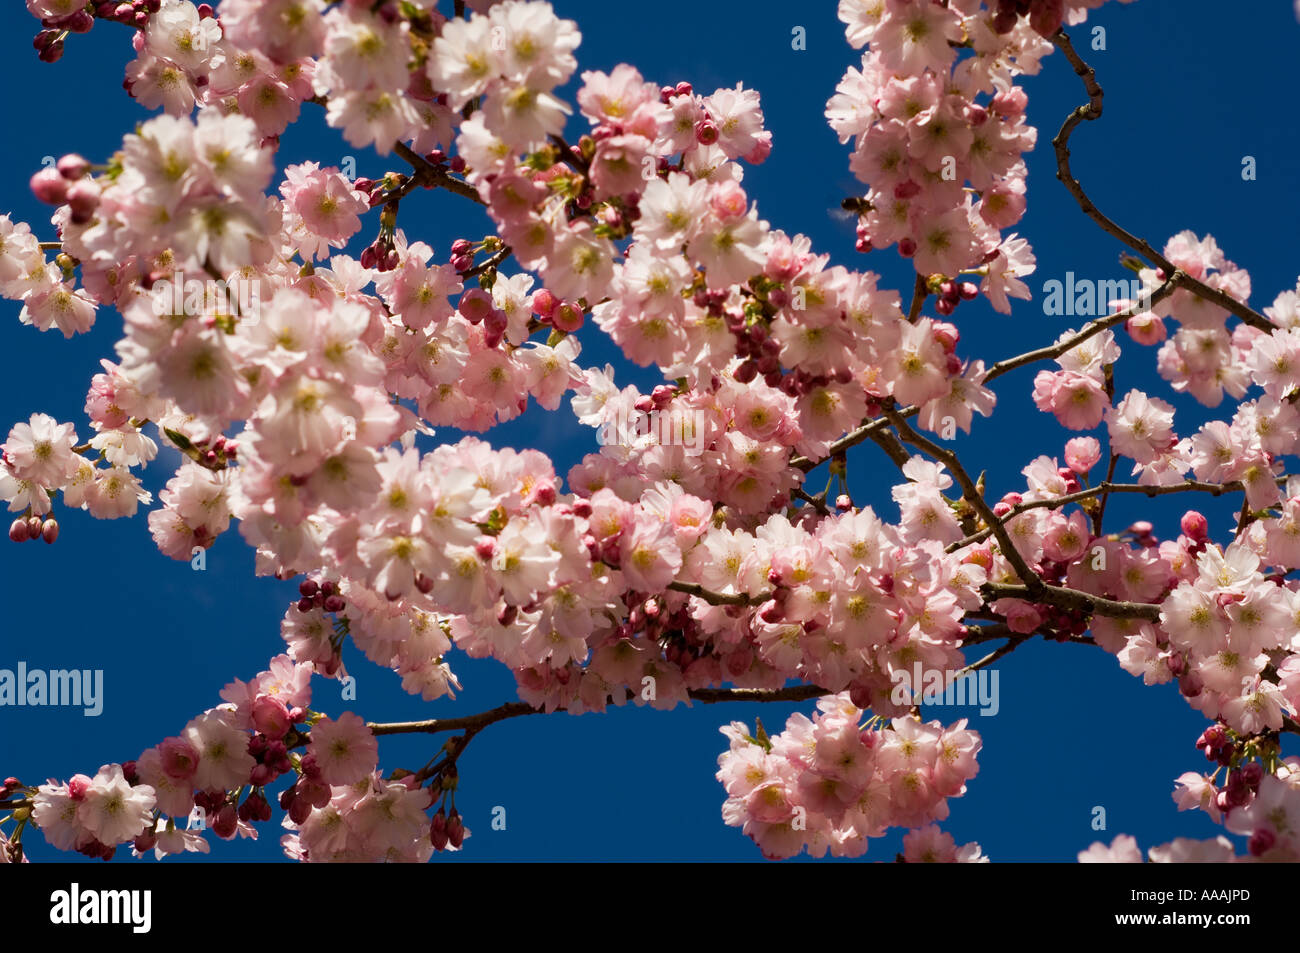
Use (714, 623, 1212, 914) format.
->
(2, 0, 1299, 862)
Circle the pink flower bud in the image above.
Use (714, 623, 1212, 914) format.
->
(37, 35, 65, 62)
(430, 810, 449, 850)
(57, 154, 90, 180)
(531, 288, 559, 318)
(134, 830, 158, 853)
(9, 519, 29, 543)
(898, 237, 917, 258)
(288, 796, 312, 825)
(1180, 511, 1208, 543)
(457, 288, 494, 324)
(694, 120, 719, 145)
(68, 774, 92, 800)
(931, 321, 959, 353)
(551, 301, 584, 333)
(1126, 312, 1167, 345)
(893, 180, 922, 200)
(848, 683, 872, 710)
(30, 167, 69, 205)
(1248, 828, 1276, 857)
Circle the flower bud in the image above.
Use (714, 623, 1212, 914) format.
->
(531, 288, 559, 319)
(552, 300, 584, 333)
(457, 288, 494, 324)
(1180, 510, 1208, 543)
(1248, 827, 1276, 857)
(57, 154, 90, 180)
(134, 830, 158, 853)
(30, 167, 69, 205)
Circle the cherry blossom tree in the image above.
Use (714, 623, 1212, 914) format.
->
(3, 0, 1298, 864)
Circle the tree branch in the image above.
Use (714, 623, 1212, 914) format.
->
(884, 404, 1043, 594)
(392, 141, 486, 206)
(944, 476, 1251, 553)
(461, 243, 514, 279)
(667, 580, 768, 606)
(982, 273, 1180, 384)
(908, 273, 927, 321)
(368, 683, 831, 740)
(1050, 29, 1272, 333)
(958, 636, 1031, 677)
(981, 581, 1161, 621)
(791, 406, 921, 473)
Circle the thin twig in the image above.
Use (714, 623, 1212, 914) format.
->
(1050, 29, 1272, 332)
(367, 683, 830, 740)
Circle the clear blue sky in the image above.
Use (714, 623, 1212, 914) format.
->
(2, 0, 1298, 862)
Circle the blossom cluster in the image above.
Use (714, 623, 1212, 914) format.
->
(17, 653, 460, 863)
(9, 0, 1300, 865)
(717, 694, 984, 860)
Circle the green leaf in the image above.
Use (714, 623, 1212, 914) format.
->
(164, 428, 196, 453)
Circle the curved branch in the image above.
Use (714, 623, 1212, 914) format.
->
(791, 407, 919, 473)
(944, 477, 1252, 553)
(982, 272, 1180, 384)
(392, 141, 487, 206)
(461, 243, 514, 279)
(1050, 29, 1272, 333)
